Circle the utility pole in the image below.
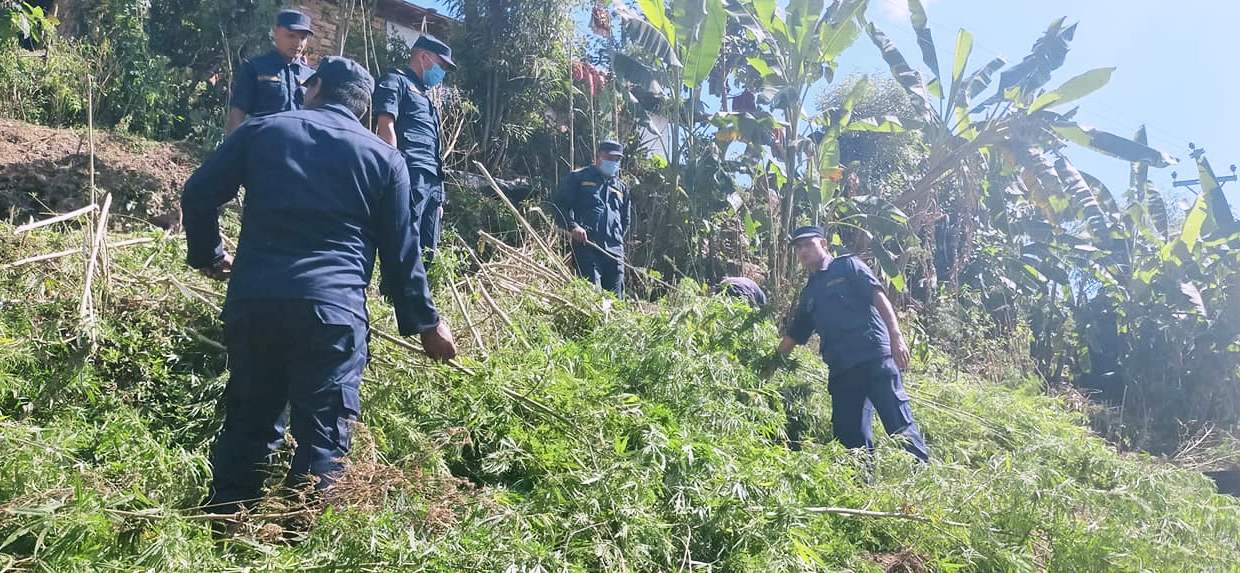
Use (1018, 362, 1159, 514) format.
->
(1170, 143, 1236, 190)
(1171, 143, 1239, 229)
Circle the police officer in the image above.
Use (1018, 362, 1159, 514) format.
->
(719, 276, 767, 308)
(552, 140, 632, 297)
(775, 226, 929, 461)
(373, 34, 456, 264)
(182, 56, 457, 515)
(225, 9, 316, 134)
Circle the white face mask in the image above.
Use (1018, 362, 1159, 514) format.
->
(599, 159, 620, 176)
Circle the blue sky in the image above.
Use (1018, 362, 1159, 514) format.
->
(421, 0, 1237, 209)
(858, 0, 1239, 210)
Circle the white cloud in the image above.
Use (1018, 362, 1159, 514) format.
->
(875, 0, 940, 24)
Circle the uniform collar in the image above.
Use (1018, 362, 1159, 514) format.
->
(402, 67, 429, 92)
(318, 103, 360, 122)
(268, 49, 306, 67)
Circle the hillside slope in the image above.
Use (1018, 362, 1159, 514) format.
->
(1, 223, 1238, 572)
(0, 119, 196, 228)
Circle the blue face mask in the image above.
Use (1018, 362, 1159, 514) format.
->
(422, 63, 446, 88)
(599, 159, 620, 177)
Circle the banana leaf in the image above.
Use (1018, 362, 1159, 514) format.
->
(1126, 125, 1149, 205)
(977, 18, 1076, 109)
(818, 0, 867, 62)
(1052, 122, 1177, 168)
(1029, 67, 1114, 113)
(676, 0, 727, 88)
(866, 22, 934, 125)
(1055, 157, 1111, 245)
(1195, 153, 1238, 234)
(621, 4, 682, 68)
(1140, 184, 1170, 241)
(906, 0, 940, 97)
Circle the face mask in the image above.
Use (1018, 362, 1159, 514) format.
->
(422, 63, 446, 88)
(599, 159, 620, 176)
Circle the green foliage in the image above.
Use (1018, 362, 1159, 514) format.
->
(0, 0, 280, 142)
(1, 223, 1238, 570)
(0, 1, 57, 44)
(0, 36, 91, 126)
(442, 0, 580, 174)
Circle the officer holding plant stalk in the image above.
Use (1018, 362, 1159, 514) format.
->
(552, 140, 632, 297)
(774, 225, 929, 461)
(183, 56, 457, 517)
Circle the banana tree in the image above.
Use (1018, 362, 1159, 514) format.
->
(725, 0, 869, 289)
(867, 3, 1178, 295)
(812, 76, 914, 288)
(618, 0, 729, 173)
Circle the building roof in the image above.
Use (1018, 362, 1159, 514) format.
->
(377, 0, 456, 28)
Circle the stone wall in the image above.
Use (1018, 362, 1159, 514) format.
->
(294, 0, 384, 65)
(49, 0, 452, 67)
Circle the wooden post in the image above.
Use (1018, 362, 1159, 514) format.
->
(87, 75, 95, 205)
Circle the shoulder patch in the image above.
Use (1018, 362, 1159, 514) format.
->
(256, 75, 280, 82)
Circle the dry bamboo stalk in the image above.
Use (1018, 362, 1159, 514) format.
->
(162, 273, 222, 314)
(79, 193, 112, 337)
(477, 230, 570, 284)
(471, 160, 572, 276)
(486, 271, 594, 316)
(1, 237, 155, 270)
(472, 274, 519, 341)
(447, 268, 487, 356)
(802, 506, 971, 528)
(12, 205, 97, 234)
(1, 248, 80, 269)
(555, 228, 675, 290)
(101, 507, 314, 523)
(87, 75, 96, 206)
(368, 328, 476, 378)
(459, 244, 531, 352)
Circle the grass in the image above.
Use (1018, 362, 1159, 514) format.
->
(0, 221, 1238, 572)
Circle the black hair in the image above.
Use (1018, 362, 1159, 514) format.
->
(312, 78, 371, 118)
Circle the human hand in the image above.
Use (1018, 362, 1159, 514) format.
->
(892, 334, 911, 370)
(420, 320, 458, 361)
(198, 253, 233, 282)
(570, 226, 588, 244)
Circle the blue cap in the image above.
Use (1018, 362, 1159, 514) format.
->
(412, 34, 457, 70)
(788, 225, 824, 244)
(599, 140, 625, 156)
(276, 9, 313, 34)
(303, 56, 374, 94)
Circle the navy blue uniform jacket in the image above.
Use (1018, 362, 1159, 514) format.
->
(371, 68, 443, 182)
(230, 51, 315, 117)
(786, 255, 890, 374)
(551, 165, 632, 254)
(181, 104, 440, 336)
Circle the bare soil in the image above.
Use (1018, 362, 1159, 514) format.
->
(0, 118, 200, 229)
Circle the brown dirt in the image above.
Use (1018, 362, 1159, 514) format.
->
(870, 549, 931, 573)
(0, 118, 201, 229)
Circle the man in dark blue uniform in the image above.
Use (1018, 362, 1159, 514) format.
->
(182, 56, 458, 515)
(551, 140, 632, 297)
(226, 10, 316, 134)
(373, 34, 456, 264)
(719, 276, 767, 308)
(775, 226, 929, 461)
